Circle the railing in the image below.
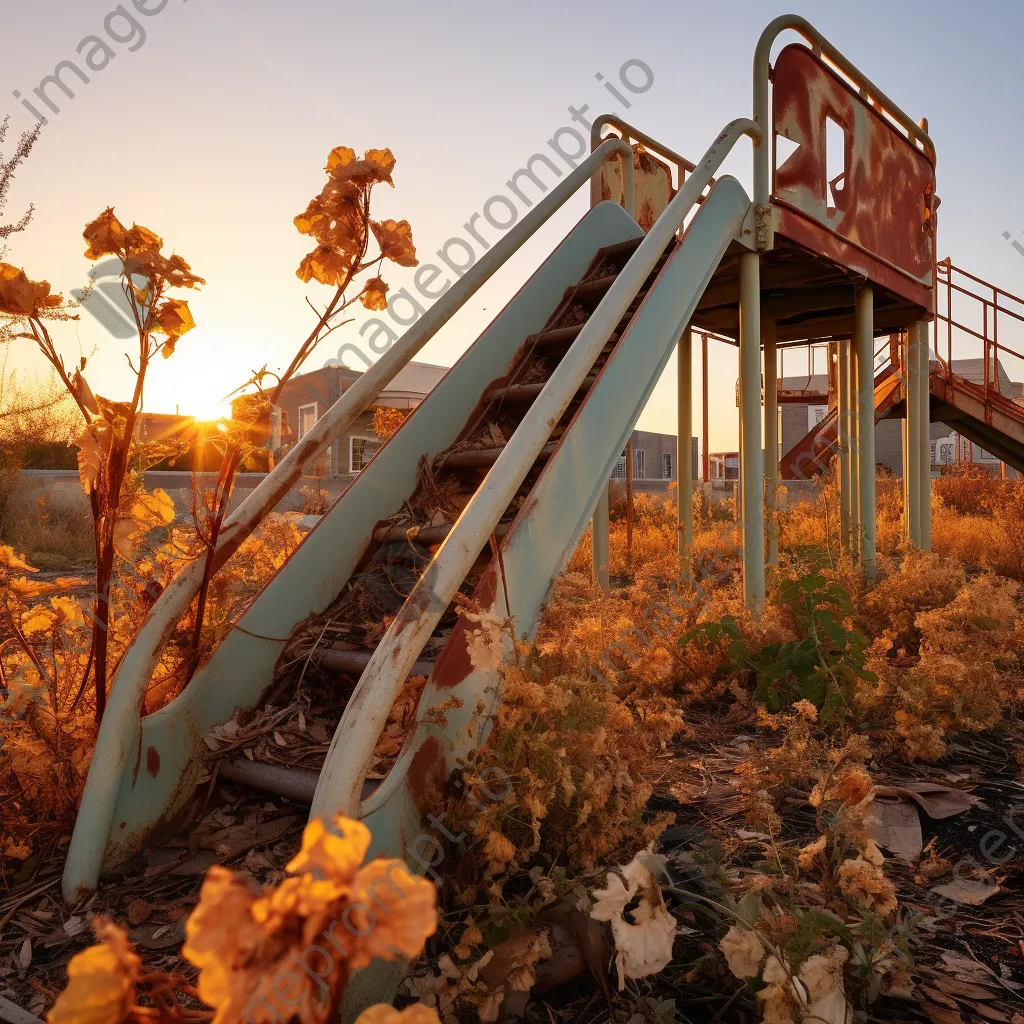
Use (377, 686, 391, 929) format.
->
(934, 258, 1024, 404)
(313, 117, 762, 820)
(752, 15, 935, 208)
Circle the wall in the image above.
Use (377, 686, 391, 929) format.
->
(15, 470, 352, 520)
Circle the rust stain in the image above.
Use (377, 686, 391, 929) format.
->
(146, 745, 160, 778)
(407, 736, 447, 817)
(772, 44, 935, 308)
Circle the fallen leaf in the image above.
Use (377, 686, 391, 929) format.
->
(875, 783, 979, 820)
(204, 814, 299, 860)
(865, 797, 923, 860)
(924, 1006, 965, 1024)
(967, 1003, 1011, 1022)
(933, 977, 1000, 1001)
(933, 877, 1000, 906)
(17, 939, 31, 969)
(126, 900, 153, 926)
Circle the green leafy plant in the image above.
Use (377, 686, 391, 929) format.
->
(682, 575, 876, 726)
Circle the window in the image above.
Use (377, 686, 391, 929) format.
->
(298, 403, 318, 440)
(808, 405, 828, 431)
(349, 436, 382, 473)
(611, 454, 626, 479)
(662, 453, 672, 479)
(633, 449, 645, 479)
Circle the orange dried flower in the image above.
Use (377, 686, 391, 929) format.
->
(48, 918, 140, 1024)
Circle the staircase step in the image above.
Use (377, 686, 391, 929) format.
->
(313, 647, 436, 678)
(372, 520, 510, 546)
(440, 440, 558, 469)
(595, 236, 645, 259)
(527, 324, 622, 350)
(564, 274, 618, 302)
(218, 758, 380, 805)
(486, 373, 599, 404)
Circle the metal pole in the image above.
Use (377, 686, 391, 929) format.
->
(902, 411, 910, 541)
(625, 437, 634, 575)
(593, 483, 609, 592)
(919, 322, 932, 552)
(837, 338, 851, 552)
(856, 286, 876, 578)
(702, 334, 710, 483)
(848, 337, 861, 562)
(739, 251, 765, 614)
(677, 327, 693, 574)
(905, 322, 922, 547)
(763, 319, 779, 568)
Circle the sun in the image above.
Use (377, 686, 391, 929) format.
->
(182, 395, 233, 423)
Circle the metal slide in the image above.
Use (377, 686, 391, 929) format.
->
(64, 118, 757, 905)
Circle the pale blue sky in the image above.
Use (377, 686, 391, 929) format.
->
(4, 0, 1024, 451)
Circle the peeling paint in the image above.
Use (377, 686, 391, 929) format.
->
(772, 44, 935, 309)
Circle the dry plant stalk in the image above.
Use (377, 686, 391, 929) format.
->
(184, 145, 419, 683)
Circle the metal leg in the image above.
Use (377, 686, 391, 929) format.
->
(906, 322, 923, 547)
(739, 251, 765, 614)
(838, 339, 851, 552)
(918, 321, 932, 552)
(848, 337, 861, 562)
(902, 412, 911, 542)
(677, 326, 693, 575)
(763, 320, 778, 568)
(593, 482, 610, 592)
(856, 286, 876, 578)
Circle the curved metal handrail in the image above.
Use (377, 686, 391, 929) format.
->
(752, 14, 936, 206)
(63, 139, 635, 902)
(311, 117, 762, 820)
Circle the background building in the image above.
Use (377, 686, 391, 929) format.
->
(611, 430, 700, 494)
(273, 361, 448, 477)
(779, 358, 1023, 477)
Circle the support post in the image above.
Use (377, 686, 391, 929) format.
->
(855, 286, 876, 578)
(763, 320, 778, 568)
(593, 482, 609, 592)
(625, 438, 634, 575)
(905, 323, 923, 546)
(677, 327, 693, 575)
(902, 412, 910, 541)
(918, 322, 932, 552)
(848, 338, 861, 561)
(837, 340, 851, 552)
(739, 251, 765, 614)
(702, 334, 710, 483)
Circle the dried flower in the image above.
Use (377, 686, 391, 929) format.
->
(719, 924, 764, 979)
(48, 919, 140, 1024)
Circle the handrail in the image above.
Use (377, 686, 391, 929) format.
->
(311, 117, 761, 820)
(63, 138, 635, 901)
(933, 258, 1024, 402)
(752, 15, 936, 206)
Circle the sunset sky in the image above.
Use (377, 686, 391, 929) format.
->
(4, 0, 1024, 452)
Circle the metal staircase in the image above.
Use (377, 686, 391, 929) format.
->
(781, 259, 1024, 479)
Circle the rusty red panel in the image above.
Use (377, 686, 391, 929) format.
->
(598, 144, 674, 232)
(772, 44, 935, 308)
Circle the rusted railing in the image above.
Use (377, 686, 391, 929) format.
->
(934, 257, 1024, 403)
